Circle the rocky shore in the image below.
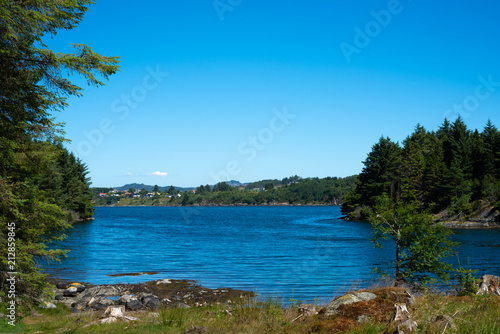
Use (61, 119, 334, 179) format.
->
(46, 278, 255, 313)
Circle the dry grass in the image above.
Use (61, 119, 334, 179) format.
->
(2, 288, 499, 333)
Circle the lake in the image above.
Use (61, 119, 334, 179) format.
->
(44, 206, 500, 303)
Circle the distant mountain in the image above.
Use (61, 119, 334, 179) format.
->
(226, 180, 247, 187)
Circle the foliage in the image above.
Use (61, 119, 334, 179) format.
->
(0, 0, 119, 306)
(369, 195, 457, 286)
(39, 144, 94, 219)
(343, 117, 500, 218)
(7, 289, 500, 333)
(453, 256, 479, 296)
(93, 176, 358, 207)
(342, 137, 402, 215)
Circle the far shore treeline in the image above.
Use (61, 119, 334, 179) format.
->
(91, 176, 358, 207)
(342, 117, 500, 220)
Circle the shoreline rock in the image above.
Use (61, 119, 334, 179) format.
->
(48, 278, 255, 313)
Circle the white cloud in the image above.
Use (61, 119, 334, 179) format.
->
(147, 171, 168, 177)
(122, 172, 135, 177)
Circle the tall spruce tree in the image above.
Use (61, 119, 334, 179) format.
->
(356, 137, 402, 207)
(0, 0, 119, 305)
(400, 125, 444, 209)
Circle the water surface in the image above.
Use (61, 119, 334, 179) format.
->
(44, 206, 500, 303)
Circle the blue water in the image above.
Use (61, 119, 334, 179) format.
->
(44, 206, 500, 303)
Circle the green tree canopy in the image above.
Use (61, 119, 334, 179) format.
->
(0, 0, 119, 305)
(370, 195, 457, 286)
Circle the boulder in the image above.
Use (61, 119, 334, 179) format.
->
(325, 292, 377, 316)
(56, 282, 69, 289)
(93, 297, 115, 309)
(157, 279, 171, 284)
(84, 285, 124, 297)
(142, 295, 160, 310)
(63, 286, 78, 297)
(72, 294, 94, 310)
(118, 294, 134, 305)
(126, 299, 143, 311)
(69, 282, 86, 293)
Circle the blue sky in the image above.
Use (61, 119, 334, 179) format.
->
(45, 0, 500, 187)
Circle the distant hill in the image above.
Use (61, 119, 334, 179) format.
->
(115, 183, 196, 192)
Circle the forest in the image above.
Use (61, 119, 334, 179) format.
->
(0, 1, 119, 307)
(342, 117, 500, 220)
(92, 176, 357, 207)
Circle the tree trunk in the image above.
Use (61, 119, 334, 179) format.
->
(395, 240, 402, 286)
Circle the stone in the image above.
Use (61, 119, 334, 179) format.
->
(56, 282, 69, 289)
(54, 294, 64, 301)
(42, 302, 57, 309)
(357, 314, 369, 323)
(157, 279, 171, 284)
(85, 285, 124, 297)
(176, 302, 190, 309)
(70, 307, 80, 313)
(69, 282, 86, 293)
(126, 299, 142, 311)
(118, 294, 133, 305)
(94, 297, 114, 309)
(171, 294, 182, 301)
(325, 292, 377, 316)
(142, 295, 160, 310)
(73, 294, 94, 310)
(63, 286, 78, 297)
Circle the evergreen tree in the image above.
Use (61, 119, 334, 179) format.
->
(0, 0, 119, 304)
(356, 137, 402, 206)
(400, 125, 444, 209)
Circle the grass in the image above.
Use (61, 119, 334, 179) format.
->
(1, 290, 499, 333)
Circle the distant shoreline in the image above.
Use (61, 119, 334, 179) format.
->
(93, 203, 336, 208)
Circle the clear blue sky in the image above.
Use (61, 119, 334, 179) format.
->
(45, 0, 500, 187)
